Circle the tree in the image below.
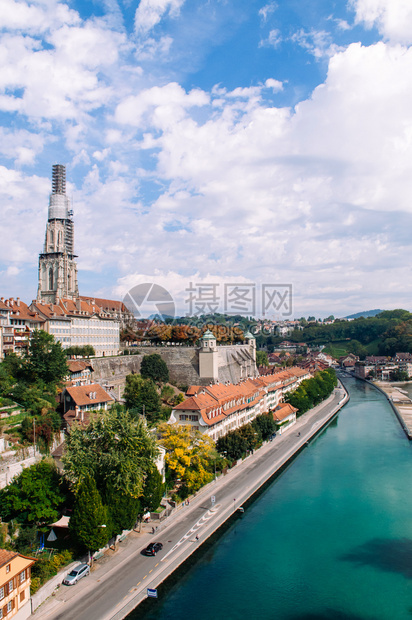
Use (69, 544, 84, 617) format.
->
(103, 484, 141, 537)
(140, 354, 169, 384)
(123, 374, 161, 422)
(158, 423, 215, 493)
(25, 330, 68, 384)
(216, 430, 248, 461)
(63, 407, 158, 499)
(70, 475, 110, 552)
(0, 460, 70, 525)
(160, 384, 174, 403)
(252, 413, 277, 440)
(256, 351, 269, 367)
(141, 465, 164, 512)
(391, 369, 409, 382)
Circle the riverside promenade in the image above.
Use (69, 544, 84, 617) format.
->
(371, 381, 412, 439)
(33, 382, 349, 620)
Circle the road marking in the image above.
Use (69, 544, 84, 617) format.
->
(137, 582, 141, 586)
(161, 505, 221, 562)
(155, 563, 159, 567)
(143, 575, 147, 580)
(149, 570, 153, 573)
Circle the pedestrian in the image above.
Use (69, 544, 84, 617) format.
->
(151, 527, 154, 534)
(195, 535, 199, 541)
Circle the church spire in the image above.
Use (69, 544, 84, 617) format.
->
(37, 165, 79, 303)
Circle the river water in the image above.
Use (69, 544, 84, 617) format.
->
(134, 376, 412, 620)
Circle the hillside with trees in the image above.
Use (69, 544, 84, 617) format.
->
(283, 310, 412, 358)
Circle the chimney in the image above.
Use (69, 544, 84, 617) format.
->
(16, 297, 20, 306)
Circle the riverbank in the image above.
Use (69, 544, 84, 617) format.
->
(34, 382, 349, 620)
(370, 380, 412, 439)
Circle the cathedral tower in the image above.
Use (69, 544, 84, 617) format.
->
(37, 165, 79, 303)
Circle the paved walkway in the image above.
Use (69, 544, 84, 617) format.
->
(372, 381, 412, 438)
(33, 383, 349, 620)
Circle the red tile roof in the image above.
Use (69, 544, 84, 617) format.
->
(64, 383, 113, 406)
(174, 367, 309, 427)
(67, 360, 93, 373)
(273, 403, 298, 421)
(80, 296, 130, 314)
(0, 549, 18, 567)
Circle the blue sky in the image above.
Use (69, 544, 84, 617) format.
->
(1, 0, 412, 318)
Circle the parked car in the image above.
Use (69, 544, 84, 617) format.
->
(62, 563, 90, 585)
(142, 542, 163, 556)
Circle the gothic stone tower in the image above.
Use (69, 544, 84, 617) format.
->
(37, 165, 79, 303)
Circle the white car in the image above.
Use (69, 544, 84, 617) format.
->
(62, 563, 90, 585)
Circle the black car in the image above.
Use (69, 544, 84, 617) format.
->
(142, 542, 163, 556)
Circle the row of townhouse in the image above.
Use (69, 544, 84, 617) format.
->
(354, 353, 412, 380)
(0, 296, 121, 360)
(169, 367, 310, 442)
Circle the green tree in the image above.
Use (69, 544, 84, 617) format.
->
(391, 369, 409, 381)
(256, 351, 269, 367)
(0, 460, 70, 525)
(63, 407, 158, 499)
(70, 474, 110, 552)
(252, 413, 277, 440)
(140, 354, 169, 384)
(123, 374, 161, 422)
(103, 484, 141, 536)
(216, 430, 248, 461)
(160, 384, 174, 403)
(141, 465, 164, 512)
(25, 330, 68, 384)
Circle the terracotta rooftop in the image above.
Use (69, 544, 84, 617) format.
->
(0, 549, 18, 567)
(67, 360, 93, 373)
(174, 367, 309, 427)
(64, 383, 113, 406)
(273, 402, 298, 421)
(80, 296, 130, 313)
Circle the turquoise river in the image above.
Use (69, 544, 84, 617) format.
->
(134, 376, 412, 620)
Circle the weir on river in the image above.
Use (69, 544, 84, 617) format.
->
(135, 376, 412, 620)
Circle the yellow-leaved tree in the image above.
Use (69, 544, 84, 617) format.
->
(158, 423, 215, 493)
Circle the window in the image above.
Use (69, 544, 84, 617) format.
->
(0, 607, 3, 619)
(6, 564, 10, 573)
(20, 570, 26, 584)
(0, 586, 4, 600)
(7, 600, 12, 613)
(20, 591, 25, 603)
(8, 579, 13, 594)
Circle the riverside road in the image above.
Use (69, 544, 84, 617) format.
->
(34, 383, 348, 620)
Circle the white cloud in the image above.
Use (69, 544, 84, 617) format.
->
(3, 0, 412, 315)
(0, 0, 79, 34)
(134, 0, 185, 35)
(259, 2, 277, 22)
(0, 128, 44, 165)
(265, 78, 283, 92)
(260, 28, 282, 48)
(351, 0, 412, 44)
(115, 82, 209, 129)
(290, 28, 340, 59)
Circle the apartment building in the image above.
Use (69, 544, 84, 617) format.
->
(169, 367, 310, 441)
(0, 549, 35, 620)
